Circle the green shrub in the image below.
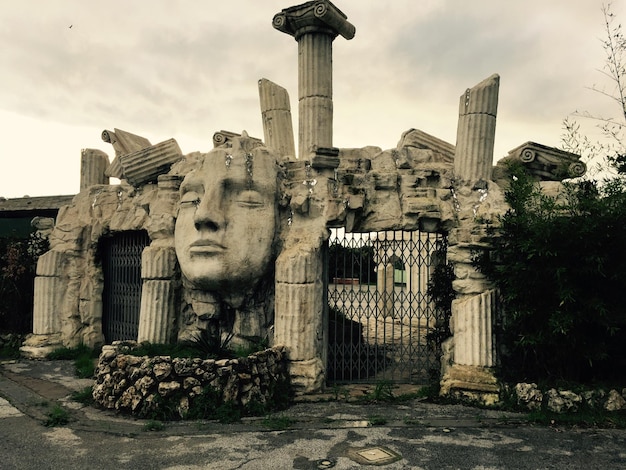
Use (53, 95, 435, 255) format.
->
(474, 163, 626, 383)
(70, 386, 94, 405)
(45, 405, 70, 427)
(49, 344, 99, 378)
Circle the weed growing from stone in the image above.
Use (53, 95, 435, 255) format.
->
(261, 414, 295, 430)
(142, 420, 165, 432)
(358, 380, 395, 403)
(368, 415, 387, 426)
(48, 344, 99, 378)
(70, 386, 94, 405)
(45, 405, 70, 427)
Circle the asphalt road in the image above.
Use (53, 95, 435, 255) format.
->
(1, 360, 625, 469)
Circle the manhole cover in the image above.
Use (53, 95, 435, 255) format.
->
(346, 446, 401, 466)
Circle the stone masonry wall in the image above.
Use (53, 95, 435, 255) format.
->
(92, 342, 288, 418)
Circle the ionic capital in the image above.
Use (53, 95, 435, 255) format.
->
(273, 0, 355, 41)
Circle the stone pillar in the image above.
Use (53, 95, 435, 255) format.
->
(32, 251, 63, 335)
(440, 230, 499, 405)
(137, 245, 178, 344)
(21, 250, 64, 358)
(274, 245, 326, 393)
(273, 0, 355, 158)
(258, 78, 296, 158)
(454, 74, 500, 182)
(80, 149, 110, 191)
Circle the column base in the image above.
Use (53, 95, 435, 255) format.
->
(288, 358, 325, 395)
(440, 364, 500, 406)
(20, 333, 63, 359)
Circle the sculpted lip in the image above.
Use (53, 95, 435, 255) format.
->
(189, 239, 226, 254)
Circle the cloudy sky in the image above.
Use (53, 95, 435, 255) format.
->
(1, 0, 624, 198)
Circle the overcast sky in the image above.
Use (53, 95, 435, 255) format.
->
(1, 0, 624, 198)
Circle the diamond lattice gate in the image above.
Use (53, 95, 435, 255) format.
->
(327, 229, 446, 384)
(101, 231, 150, 343)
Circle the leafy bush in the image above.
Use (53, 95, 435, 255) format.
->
(0, 232, 49, 333)
(474, 163, 626, 383)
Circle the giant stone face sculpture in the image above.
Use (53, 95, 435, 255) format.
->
(174, 135, 282, 346)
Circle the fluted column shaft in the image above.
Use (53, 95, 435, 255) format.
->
(454, 74, 500, 182)
(298, 32, 333, 157)
(137, 246, 178, 344)
(32, 250, 64, 334)
(80, 149, 110, 191)
(452, 289, 496, 367)
(259, 78, 296, 157)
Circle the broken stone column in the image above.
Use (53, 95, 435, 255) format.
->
(80, 149, 110, 191)
(119, 138, 183, 187)
(452, 289, 496, 367)
(102, 128, 152, 179)
(137, 245, 178, 344)
(440, 228, 500, 404)
(273, 0, 355, 158)
(454, 74, 500, 182)
(258, 78, 296, 157)
(274, 244, 326, 393)
(32, 250, 63, 335)
(21, 250, 64, 358)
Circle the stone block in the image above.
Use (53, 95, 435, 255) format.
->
(288, 358, 325, 395)
(141, 246, 177, 279)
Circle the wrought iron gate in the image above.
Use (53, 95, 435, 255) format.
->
(327, 229, 445, 384)
(101, 231, 150, 343)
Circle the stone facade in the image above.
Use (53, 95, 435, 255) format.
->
(25, 0, 586, 403)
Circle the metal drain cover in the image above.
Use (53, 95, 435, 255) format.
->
(346, 446, 401, 466)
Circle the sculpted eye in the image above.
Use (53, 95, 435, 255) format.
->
(180, 190, 201, 207)
(237, 190, 265, 207)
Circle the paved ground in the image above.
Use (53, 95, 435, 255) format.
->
(1, 359, 625, 469)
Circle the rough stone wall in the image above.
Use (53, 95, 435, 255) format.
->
(32, 181, 163, 349)
(92, 342, 288, 418)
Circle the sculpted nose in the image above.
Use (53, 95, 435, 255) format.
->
(193, 194, 224, 231)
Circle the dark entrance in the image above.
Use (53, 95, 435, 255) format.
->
(327, 229, 446, 384)
(101, 230, 150, 343)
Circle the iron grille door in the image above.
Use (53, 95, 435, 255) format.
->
(101, 231, 150, 343)
(327, 229, 446, 384)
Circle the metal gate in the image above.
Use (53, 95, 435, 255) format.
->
(327, 229, 445, 384)
(101, 230, 150, 343)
